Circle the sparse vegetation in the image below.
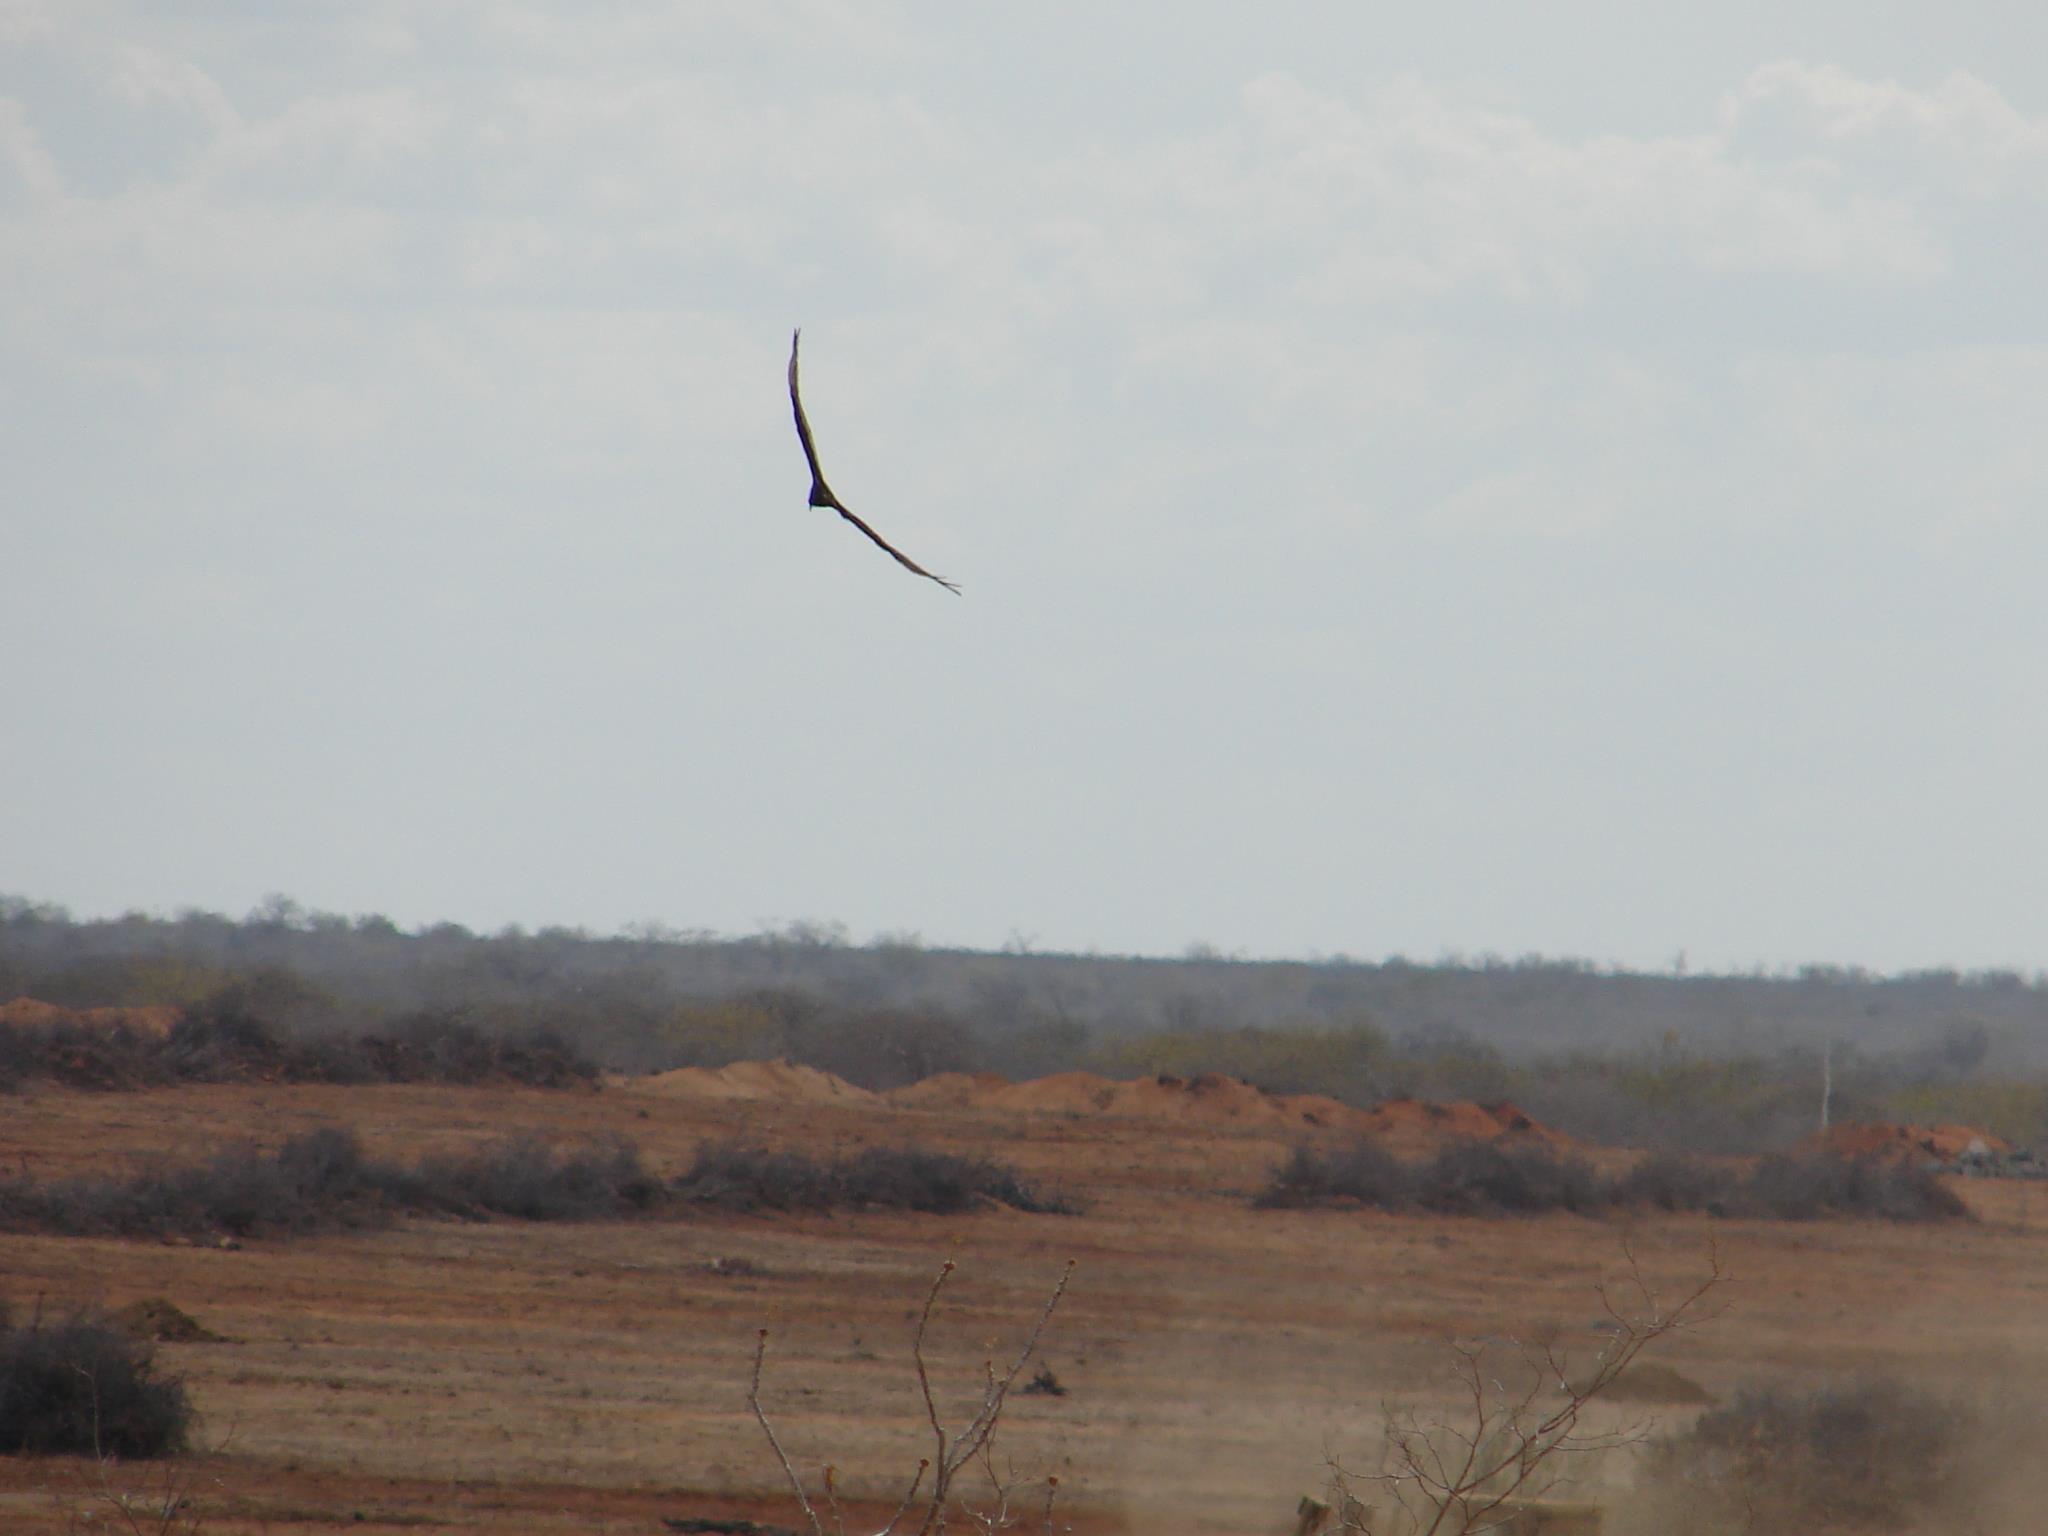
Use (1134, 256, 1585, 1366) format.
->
(9, 897, 2048, 1155)
(1624, 1378, 1975, 1534)
(0, 988, 597, 1094)
(1326, 1250, 1725, 1535)
(0, 1306, 194, 1457)
(0, 1130, 1063, 1240)
(0, 1127, 661, 1239)
(749, 1260, 1074, 1536)
(1259, 1141, 1969, 1221)
(673, 1142, 1074, 1215)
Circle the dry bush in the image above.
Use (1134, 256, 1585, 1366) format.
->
(1604, 1152, 1733, 1214)
(0, 1128, 660, 1239)
(675, 1142, 1074, 1216)
(1621, 1377, 1975, 1535)
(1260, 1141, 1970, 1223)
(1410, 1142, 1605, 1216)
(673, 1143, 836, 1212)
(1258, 1141, 1608, 1216)
(1737, 1153, 1966, 1221)
(0, 1017, 170, 1092)
(1324, 1247, 1725, 1535)
(0, 994, 600, 1093)
(410, 1133, 664, 1220)
(0, 1308, 193, 1458)
(1257, 1140, 1410, 1210)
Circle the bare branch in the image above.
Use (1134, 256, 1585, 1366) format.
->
(1330, 1246, 1726, 1535)
(748, 1329, 828, 1536)
(749, 1261, 1075, 1536)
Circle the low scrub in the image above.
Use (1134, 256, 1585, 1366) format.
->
(1738, 1150, 1969, 1221)
(1257, 1140, 1604, 1215)
(0, 994, 598, 1093)
(409, 1134, 665, 1221)
(674, 1141, 1073, 1215)
(0, 1307, 193, 1457)
(0, 1128, 661, 1240)
(1626, 1378, 1973, 1534)
(0, 1131, 1058, 1239)
(1258, 1140, 1968, 1221)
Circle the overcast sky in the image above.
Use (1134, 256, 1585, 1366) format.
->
(4, 2, 2046, 972)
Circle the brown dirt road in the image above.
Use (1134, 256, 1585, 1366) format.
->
(2, 1077, 2045, 1534)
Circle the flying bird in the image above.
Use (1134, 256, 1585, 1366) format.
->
(787, 329, 960, 595)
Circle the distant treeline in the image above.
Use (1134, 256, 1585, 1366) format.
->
(5, 896, 2047, 1151)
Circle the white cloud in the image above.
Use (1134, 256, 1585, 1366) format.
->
(1162, 71, 1946, 298)
(106, 45, 241, 133)
(0, 96, 62, 201)
(0, 0, 53, 43)
(1727, 61, 2048, 196)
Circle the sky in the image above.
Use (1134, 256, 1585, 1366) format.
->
(3, 1, 2046, 973)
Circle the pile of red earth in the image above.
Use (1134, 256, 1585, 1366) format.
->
(1798, 1121, 2012, 1167)
(0, 997, 180, 1038)
(625, 1060, 1584, 1158)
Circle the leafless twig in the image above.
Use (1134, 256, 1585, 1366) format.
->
(1329, 1243, 1725, 1535)
(750, 1260, 1075, 1536)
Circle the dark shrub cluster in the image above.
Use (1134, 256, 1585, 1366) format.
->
(1411, 1138, 1606, 1214)
(338, 1010, 596, 1088)
(1739, 1151, 1969, 1221)
(1633, 1379, 1972, 1534)
(409, 1134, 665, 1222)
(0, 1127, 397, 1238)
(1257, 1140, 1604, 1215)
(1606, 1151, 1737, 1213)
(1257, 1140, 1969, 1221)
(0, 995, 599, 1094)
(673, 1140, 1073, 1215)
(0, 1310, 193, 1457)
(0, 1130, 1059, 1239)
(1255, 1140, 1410, 1210)
(0, 1128, 662, 1240)
(0, 1016, 170, 1092)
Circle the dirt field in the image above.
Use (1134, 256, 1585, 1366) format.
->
(3, 1074, 2045, 1534)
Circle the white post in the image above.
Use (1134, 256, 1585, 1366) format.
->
(1820, 1040, 1833, 1132)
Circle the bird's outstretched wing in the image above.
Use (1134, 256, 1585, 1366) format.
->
(787, 329, 961, 595)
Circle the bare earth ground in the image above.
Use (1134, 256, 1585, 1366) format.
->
(2, 1078, 2046, 1534)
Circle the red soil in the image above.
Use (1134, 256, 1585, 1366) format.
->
(0, 996, 181, 1038)
(628, 1058, 879, 1105)
(1800, 1120, 2012, 1165)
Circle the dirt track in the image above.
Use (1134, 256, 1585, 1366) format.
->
(2, 1077, 2045, 1534)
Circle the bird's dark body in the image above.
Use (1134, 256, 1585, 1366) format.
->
(787, 329, 960, 595)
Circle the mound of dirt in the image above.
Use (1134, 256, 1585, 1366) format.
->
(885, 1068, 1576, 1150)
(633, 1060, 877, 1105)
(885, 1071, 1011, 1108)
(1097, 1073, 1364, 1131)
(984, 1071, 1123, 1114)
(954, 1070, 1355, 1129)
(1353, 1097, 1576, 1158)
(1800, 1121, 2012, 1166)
(0, 997, 181, 1039)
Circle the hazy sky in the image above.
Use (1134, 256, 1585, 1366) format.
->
(4, 2, 2046, 971)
